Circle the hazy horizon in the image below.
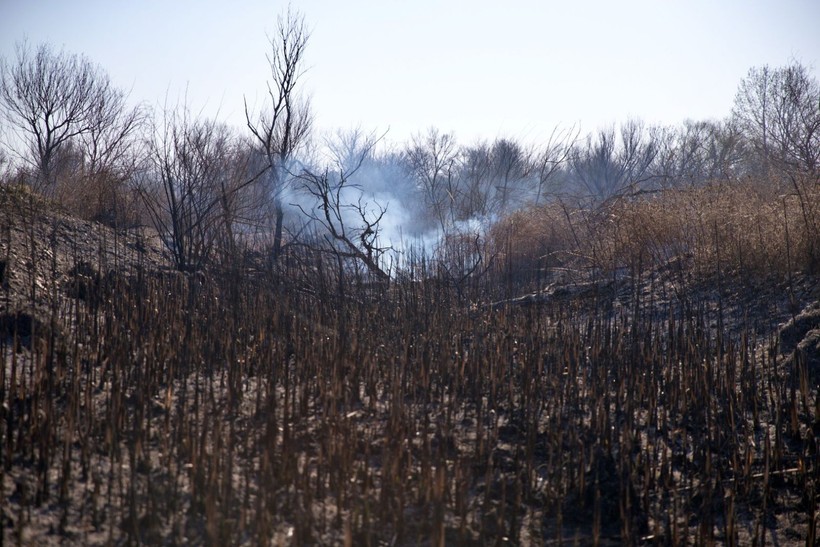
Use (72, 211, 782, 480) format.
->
(2, 0, 819, 145)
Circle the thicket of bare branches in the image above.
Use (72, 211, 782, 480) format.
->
(734, 62, 820, 177)
(0, 26, 817, 283)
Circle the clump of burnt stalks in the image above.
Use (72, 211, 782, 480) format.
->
(1, 178, 818, 545)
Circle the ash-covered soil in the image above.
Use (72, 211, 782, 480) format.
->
(0, 186, 169, 314)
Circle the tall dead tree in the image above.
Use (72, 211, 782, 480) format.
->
(245, 9, 313, 262)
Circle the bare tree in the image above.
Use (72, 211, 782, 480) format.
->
(209, 140, 272, 264)
(74, 86, 146, 224)
(139, 105, 240, 272)
(487, 137, 533, 215)
(654, 119, 747, 185)
(733, 61, 820, 177)
(405, 128, 460, 232)
(0, 41, 128, 192)
(454, 137, 534, 220)
(296, 133, 391, 280)
(568, 120, 659, 202)
(245, 8, 313, 262)
(458, 141, 494, 219)
(533, 124, 578, 204)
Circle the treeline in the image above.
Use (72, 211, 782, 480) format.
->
(1, 11, 818, 282)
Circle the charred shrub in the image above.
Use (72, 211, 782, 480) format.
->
(64, 260, 101, 302)
(0, 311, 47, 350)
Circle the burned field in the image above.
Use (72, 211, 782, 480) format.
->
(1, 187, 819, 546)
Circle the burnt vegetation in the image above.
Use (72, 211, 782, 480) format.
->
(2, 13, 820, 547)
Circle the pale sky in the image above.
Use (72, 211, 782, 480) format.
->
(1, 0, 819, 146)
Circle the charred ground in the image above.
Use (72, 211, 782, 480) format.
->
(1, 182, 819, 546)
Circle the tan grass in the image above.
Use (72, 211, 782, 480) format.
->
(492, 177, 820, 284)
